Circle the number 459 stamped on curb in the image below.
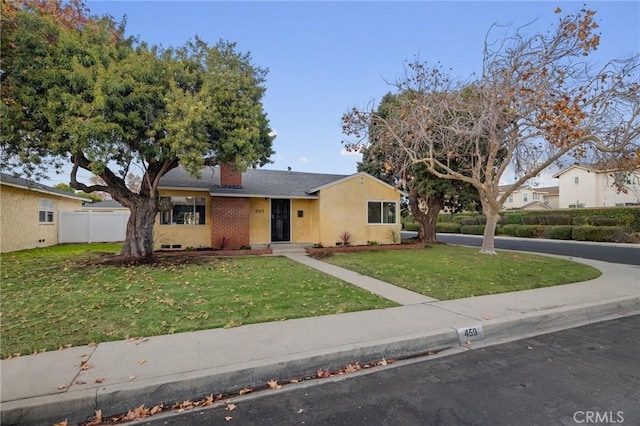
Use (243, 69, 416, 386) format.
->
(456, 325, 485, 346)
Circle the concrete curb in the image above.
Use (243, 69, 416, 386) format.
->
(2, 296, 638, 425)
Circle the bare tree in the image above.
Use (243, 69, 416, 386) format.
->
(344, 7, 639, 254)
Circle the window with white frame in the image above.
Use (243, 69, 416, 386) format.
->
(367, 201, 396, 224)
(508, 195, 513, 203)
(533, 193, 540, 201)
(160, 196, 206, 225)
(523, 194, 528, 203)
(39, 198, 55, 223)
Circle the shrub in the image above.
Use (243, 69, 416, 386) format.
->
(437, 214, 455, 223)
(503, 212, 529, 225)
(386, 229, 400, 244)
(587, 215, 606, 226)
(338, 231, 353, 246)
(572, 226, 632, 242)
(436, 222, 461, 233)
(521, 215, 539, 225)
(453, 215, 473, 224)
(460, 217, 477, 226)
(572, 216, 588, 225)
(499, 224, 520, 237)
(475, 215, 487, 225)
(592, 217, 619, 226)
(460, 225, 487, 235)
(405, 222, 420, 232)
(547, 225, 574, 240)
(537, 215, 548, 225)
(514, 225, 548, 238)
(546, 214, 572, 225)
(218, 236, 231, 249)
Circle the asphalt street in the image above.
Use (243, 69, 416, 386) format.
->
(137, 315, 640, 426)
(402, 232, 640, 266)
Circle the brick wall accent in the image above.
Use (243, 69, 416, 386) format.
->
(220, 163, 242, 188)
(211, 197, 250, 249)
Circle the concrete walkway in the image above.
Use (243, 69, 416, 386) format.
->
(1, 250, 638, 425)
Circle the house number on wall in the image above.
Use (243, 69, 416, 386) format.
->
(255, 209, 265, 214)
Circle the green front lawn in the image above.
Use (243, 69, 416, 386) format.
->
(0, 244, 396, 358)
(322, 245, 601, 300)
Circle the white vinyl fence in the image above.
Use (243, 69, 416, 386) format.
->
(59, 211, 130, 243)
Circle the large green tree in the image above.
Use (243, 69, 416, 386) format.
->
(1, 1, 274, 259)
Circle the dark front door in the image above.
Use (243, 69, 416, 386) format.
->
(271, 199, 291, 242)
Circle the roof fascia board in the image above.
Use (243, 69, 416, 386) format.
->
(308, 172, 408, 196)
(1, 181, 88, 201)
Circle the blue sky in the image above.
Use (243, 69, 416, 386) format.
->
(45, 1, 639, 186)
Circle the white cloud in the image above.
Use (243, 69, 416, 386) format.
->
(299, 156, 309, 163)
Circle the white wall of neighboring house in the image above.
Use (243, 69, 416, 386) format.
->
(499, 186, 559, 210)
(555, 166, 640, 208)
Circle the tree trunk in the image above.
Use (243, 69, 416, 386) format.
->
(409, 188, 442, 244)
(120, 197, 158, 259)
(479, 207, 500, 255)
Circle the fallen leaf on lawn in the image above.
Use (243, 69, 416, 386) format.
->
(378, 358, 388, 366)
(238, 388, 252, 395)
(88, 342, 97, 347)
(226, 403, 237, 411)
(150, 404, 163, 415)
(53, 420, 68, 426)
(138, 359, 147, 365)
(75, 380, 87, 385)
(316, 369, 331, 378)
(95, 378, 105, 383)
(267, 379, 282, 390)
(80, 360, 93, 371)
(203, 395, 214, 406)
(225, 416, 233, 422)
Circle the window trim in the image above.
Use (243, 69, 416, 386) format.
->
(366, 200, 398, 225)
(39, 198, 55, 224)
(159, 196, 206, 225)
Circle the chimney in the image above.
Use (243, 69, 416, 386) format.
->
(220, 163, 242, 188)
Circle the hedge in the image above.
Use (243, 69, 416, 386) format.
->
(460, 225, 490, 235)
(404, 222, 420, 232)
(500, 207, 640, 231)
(436, 222, 462, 233)
(546, 225, 574, 240)
(437, 214, 455, 223)
(571, 226, 632, 243)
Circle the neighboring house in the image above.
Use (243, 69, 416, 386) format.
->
(552, 164, 640, 208)
(0, 172, 87, 252)
(155, 164, 404, 250)
(498, 185, 560, 210)
(82, 199, 128, 212)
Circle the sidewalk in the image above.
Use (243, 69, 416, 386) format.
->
(1, 250, 638, 425)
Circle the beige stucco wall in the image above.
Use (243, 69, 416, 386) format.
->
(317, 175, 402, 246)
(249, 197, 270, 245)
(154, 189, 211, 250)
(1, 184, 83, 253)
(291, 198, 319, 244)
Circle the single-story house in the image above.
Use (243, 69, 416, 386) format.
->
(0, 172, 87, 252)
(155, 164, 404, 250)
(498, 185, 560, 210)
(552, 164, 640, 208)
